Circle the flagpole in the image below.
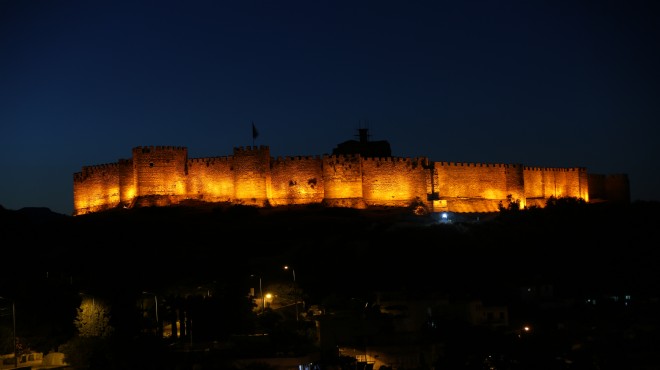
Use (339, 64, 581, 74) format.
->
(252, 122, 258, 147)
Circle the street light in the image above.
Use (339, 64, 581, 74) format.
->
(142, 291, 159, 337)
(283, 265, 299, 321)
(0, 297, 17, 368)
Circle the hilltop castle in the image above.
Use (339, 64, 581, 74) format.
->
(72, 129, 629, 216)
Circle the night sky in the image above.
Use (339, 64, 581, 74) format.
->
(2, 0, 659, 216)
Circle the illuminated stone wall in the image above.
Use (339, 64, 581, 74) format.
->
(270, 155, 325, 206)
(74, 144, 623, 216)
(118, 159, 136, 206)
(321, 155, 365, 208)
(132, 146, 188, 197)
(232, 146, 272, 206)
(361, 156, 429, 207)
(186, 156, 234, 203)
(506, 164, 526, 208)
(430, 162, 530, 212)
(73, 162, 122, 214)
(523, 167, 589, 205)
(435, 162, 511, 199)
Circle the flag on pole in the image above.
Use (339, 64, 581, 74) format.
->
(252, 122, 259, 140)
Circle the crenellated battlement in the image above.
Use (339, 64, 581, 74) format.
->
(436, 161, 514, 168)
(324, 153, 361, 160)
(133, 145, 187, 153)
(362, 156, 432, 170)
(188, 156, 232, 164)
(362, 156, 412, 162)
(272, 155, 322, 163)
(233, 145, 269, 153)
(523, 166, 587, 172)
(72, 138, 627, 216)
(84, 162, 121, 171)
(73, 163, 121, 181)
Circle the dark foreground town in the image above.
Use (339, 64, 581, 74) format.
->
(1, 198, 659, 369)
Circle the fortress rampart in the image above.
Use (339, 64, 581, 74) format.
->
(588, 173, 630, 204)
(72, 145, 629, 216)
(361, 156, 429, 208)
(270, 155, 325, 206)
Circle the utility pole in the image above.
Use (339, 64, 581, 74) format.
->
(284, 266, 299, 322)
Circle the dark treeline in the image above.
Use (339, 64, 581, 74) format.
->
(2, 199, 659, 301)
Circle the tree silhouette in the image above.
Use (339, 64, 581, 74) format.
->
(60, 297, 115, 368)
(498, 194, 521, 212)
(74, 297, 113, 338)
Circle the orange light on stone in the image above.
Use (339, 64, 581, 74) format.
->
(73, 145, 600, 215)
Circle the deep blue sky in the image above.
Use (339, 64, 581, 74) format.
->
(2, 0, 659, 215)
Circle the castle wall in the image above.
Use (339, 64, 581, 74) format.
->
(588, 173, 630, 204)
(523, 167, 588, 203)
(579, 169, 590, 202)
(73, 163, 122, 215)
(360, 157, 429, 207)
(523, 168, 545, 199)
(604, 174, 630, 204)
(431, 162, 525, 213)
(322, 155, 365, 208)
(505, 164, 525, 207)
(232, 146, 271, 206)
(132, 146, 188, 198)
(441, 199, 504, 213)
(435, 162, 510, 197)
(270, 155, 325, 206)
(186, 156, 235, 203)
(118, 159, 135, 206)
(588, 174, 607, 200)
(72, 143, 628, 216)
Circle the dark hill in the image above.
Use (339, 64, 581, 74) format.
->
(2, 201, 659, 302)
